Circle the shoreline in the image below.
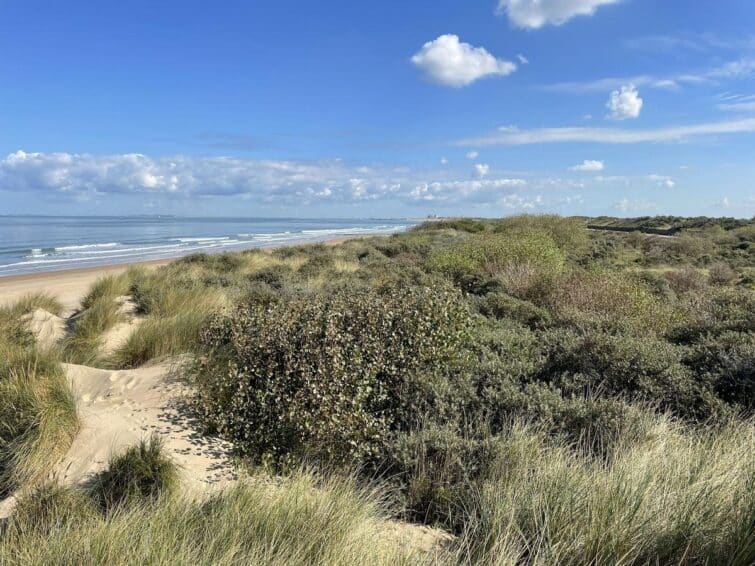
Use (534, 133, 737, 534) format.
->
(0, 234, 368, 313)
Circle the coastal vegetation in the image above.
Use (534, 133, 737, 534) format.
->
(0, 215, 753, 564)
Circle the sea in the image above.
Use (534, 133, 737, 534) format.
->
(0, 216, 414, 277)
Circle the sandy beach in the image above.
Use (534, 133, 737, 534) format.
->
(0, 259, 171, 313)
(0, 235, 361, 313)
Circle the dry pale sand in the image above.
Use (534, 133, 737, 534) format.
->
(57, 361, 237, 491)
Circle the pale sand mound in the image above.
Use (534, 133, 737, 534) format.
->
(56, 361, 236, 491)
(101, 296, 143, 355)
(20, 308, 66, 350)
(101, 318, 144, 355)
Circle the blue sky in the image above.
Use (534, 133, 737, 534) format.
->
(1, 0, 754, 218)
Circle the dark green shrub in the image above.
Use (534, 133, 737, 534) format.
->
(683, 331, 755, 412)
(247, 264, 294, 290)
(477, 292, 552, 328)
(535, 329, 727, 420)
(89, 436, 177, 512)
(192, 286, 470, 468)
(386, 425, 500, 528)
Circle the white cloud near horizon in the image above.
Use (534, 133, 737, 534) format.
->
(496, 0, 620, 29)
(0, 150, 539, 208)
(570, 159, 604, 172)
(411, 34, 516, 87)
(606, 84, 643, 120)
(456, 117, 755, 146)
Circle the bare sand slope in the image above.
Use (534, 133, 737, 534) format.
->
(57, 361, 237, 491)
(20, 308, 67, 350)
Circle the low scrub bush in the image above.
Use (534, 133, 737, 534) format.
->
(426, 231, 565, 294)
(192, 286, 470, 468)
(493, 215, 590, 256)
(547, 269, 679, 335)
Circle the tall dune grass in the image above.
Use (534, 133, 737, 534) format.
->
(456, 418, 755, 565)
(0, 367, 79, 496)
(1, 472, 429, 565)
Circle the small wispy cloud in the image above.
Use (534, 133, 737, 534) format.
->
(544, 58, 755, 93)
(455, 117, 755, 146)
(570, 159, 604, 172)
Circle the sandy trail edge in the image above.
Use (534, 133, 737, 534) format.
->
(55, 361, 237, 491)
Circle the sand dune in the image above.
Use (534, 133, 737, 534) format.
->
(57, 361, 236, 491)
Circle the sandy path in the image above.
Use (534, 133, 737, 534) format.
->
(56, 361, 236, 491)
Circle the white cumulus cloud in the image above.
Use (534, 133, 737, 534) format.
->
(496, 0, 620, 29)
(606, 84, 643, 120)
(466, 150, 479, 160)
(475, 163, 490, 178)
(570, 159, 605, 172)
(411, 34, 516, 87)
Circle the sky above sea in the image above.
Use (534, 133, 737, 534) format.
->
(0, 1, 754, 218)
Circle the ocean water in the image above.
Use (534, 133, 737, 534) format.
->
(0, 216, 413, 277)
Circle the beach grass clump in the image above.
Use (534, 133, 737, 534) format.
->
(0, 472, 427, 566)
(62, 296, 125, 365)
(6, 482, 99, 537)
(80, 273, 132, 310)
(110, 310, 209, 368)
(0, 366, 79, 496)
(88, 436, 177, 513)
(5, 292, 65, 318)
(456, 419, 755, 566)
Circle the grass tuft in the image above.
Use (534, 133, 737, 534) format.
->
(89, 436, 178, 513)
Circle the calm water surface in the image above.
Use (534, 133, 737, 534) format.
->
(0, 216, 413, 277)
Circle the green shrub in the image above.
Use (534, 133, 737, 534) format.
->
(683, 330, 755, 412)
(547, 269, 680, 335)
(192, 286, 470, 468)
(426, 231, 565, 293)
(89, 436, 177, 512)
(493, 214, 589, 256)
(413, 218, 488, 233)
(476, 292, 552, 328)
(535, 329, 728, 421)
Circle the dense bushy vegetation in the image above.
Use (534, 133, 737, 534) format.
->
(2, 215, 753, 564)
